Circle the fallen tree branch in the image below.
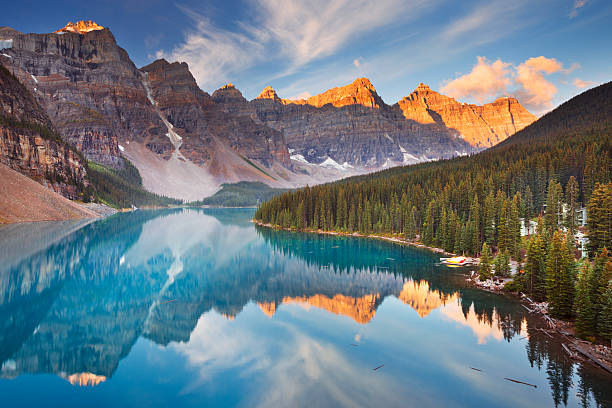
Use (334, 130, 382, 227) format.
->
(504, 378, 537, 388)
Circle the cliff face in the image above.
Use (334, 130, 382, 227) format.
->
(0, 25, 167, 168)
(142, 60, 289, 168)
(397, 83, 536, 148)
(0, 65, 88, 199)
(249, 78, 475, 167)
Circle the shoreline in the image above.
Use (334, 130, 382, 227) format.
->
(252, 219, 457, 256)
(253, 219, 612, 375)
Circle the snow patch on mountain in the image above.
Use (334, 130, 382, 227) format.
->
(319, 157, 353, 171)
(290, 153, 309, 164)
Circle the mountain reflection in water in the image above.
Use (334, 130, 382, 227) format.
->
(0, 209, 609, 408)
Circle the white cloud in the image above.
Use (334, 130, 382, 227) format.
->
(157, 0, 429, 91)
(514, 56, 564, 111)
(441, 55, 570, 114)
(573, 78, 596, 89)
(439, 1, 527, 47)
(287, 91, 312, 100)
(172, 308, 417, 407)
(441, 57, 512, 103)
(570, 0, 588, 18)
(353, 58, 361, 68)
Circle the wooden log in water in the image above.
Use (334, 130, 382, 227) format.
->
(521, 304, 534, 313)
(504, 378, 537, 388)
(562, 344, 574, 358)
(536, 328, 554, 338)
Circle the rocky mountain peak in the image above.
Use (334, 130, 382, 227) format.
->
(352, 77, 376, 92)
(212, 83, 247, 104)
(54, 21, 105, 34)
(415, 83, 431, 92)
(302, 77, 383, 108)
(256, 86, 280, 101)
(396, 84, 536, 148)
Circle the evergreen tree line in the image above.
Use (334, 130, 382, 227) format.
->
(256, 128, 611, 259)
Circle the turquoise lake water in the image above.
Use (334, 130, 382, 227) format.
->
(0, 208, 610, 407)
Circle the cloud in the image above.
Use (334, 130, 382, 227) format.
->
(440, 56, 512, 103)
(439, 0, 527, 48)
(514, 56, 564, 111)
(353, 58, 361, 68)
(573, 78, 596, 89)
(570, 0, 588, 18)
(441, 55, 569, 113)
(288, 91, 312, 100)
(156, 0, 427, 90)
(173, 309, 416, 407)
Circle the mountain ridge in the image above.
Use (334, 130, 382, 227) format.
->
(0, 21, 538, 205)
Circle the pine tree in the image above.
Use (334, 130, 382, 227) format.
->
(422, 200, 435, 245)
(575, 264, 596, 338)
(497, 200, 509, 252)
(479, 242, 493, 281)
(508, 194, 522, 260)
(525, 235, 546, 301)
(470, 195, 481, 255)
(591, 248, 612, 334)
(494, 250, 511, 277)
(546, 231, 576, 318)
(484, 192, 496, 246)
(544, 179, 563, 237)
(598, 282, 612, 346)
(586, 183, 612, 256)
(565, 176, 580, 236)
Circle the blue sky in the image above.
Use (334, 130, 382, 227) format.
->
(2, 0, 611, 114)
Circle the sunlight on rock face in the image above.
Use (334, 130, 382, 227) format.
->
(441, 303, 504, 344)
(54, 21, 104, 34)
(397, 279, 456, 318)
(65, 372, 106, 387)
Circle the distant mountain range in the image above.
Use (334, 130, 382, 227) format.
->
(0, 21, 536, 203)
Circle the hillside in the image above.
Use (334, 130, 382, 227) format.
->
(497, 81, 612, 146)
(0, 163, 98, 223)
(194, 181, 291, 207)
(255, 81, 612, 258)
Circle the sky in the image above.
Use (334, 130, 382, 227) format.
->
(2, 0, 611, 115)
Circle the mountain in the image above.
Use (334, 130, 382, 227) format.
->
(254, 81, 612, 256)
(248, 78, 476, 167)
(396, 83, 536, 148)
(0, 21, 536, 204)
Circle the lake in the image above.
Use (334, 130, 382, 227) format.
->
(0, 208, 610, 407)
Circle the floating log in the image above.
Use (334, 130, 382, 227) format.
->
(470, 367, 482, 372)
(562, 344, 574, 359)
(536, 328, 554, 338)
(521, 304, 534, 313)
(162, 299, 176, 304)
(504, 378, 537, 388)
(372, 364, 384, 371)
